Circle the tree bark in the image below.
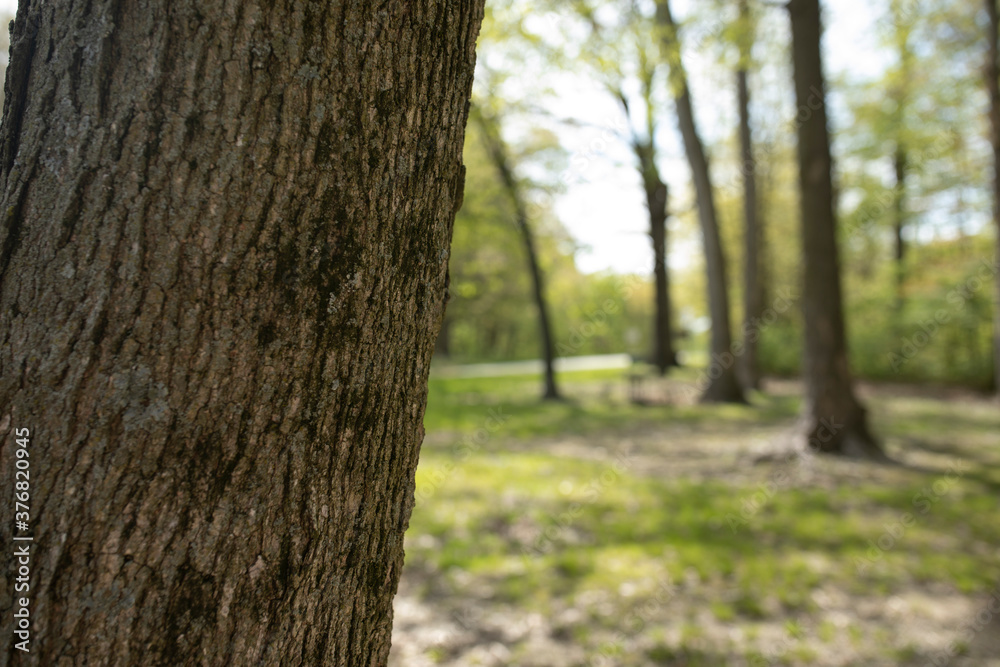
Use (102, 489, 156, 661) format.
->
(474, 107, 561, 400)
(737, 0, 762, 391)
(657, 0, 745, 403)
(0, 0, 484, 664)
(788, 0, 882, 457)
(986, 0, 1000, 396)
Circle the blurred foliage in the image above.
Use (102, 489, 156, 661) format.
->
(444, 120, 655, 362)
(437, 0, 998, 391)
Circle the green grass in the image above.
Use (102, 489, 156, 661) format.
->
(422, 367, 800, 437)
(400, 370, 1000, 665)
(412, 448, 998, 597)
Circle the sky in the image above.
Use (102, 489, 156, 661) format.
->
(0, 0, 926, 275)
(533, 0, 896, 274)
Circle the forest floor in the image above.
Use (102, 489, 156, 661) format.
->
(389, 368, 1000, 666)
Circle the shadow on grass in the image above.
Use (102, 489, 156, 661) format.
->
(400, 371, 1000, 664)
(411, 457, 998, 609)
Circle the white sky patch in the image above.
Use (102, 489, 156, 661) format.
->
(510, 0, 905, 274)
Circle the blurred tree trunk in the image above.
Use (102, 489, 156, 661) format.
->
(788, 0, 882, 457)
(435, 314, 452, 359)
(890, 0, 912, 315)
(657, 0, 745, 403)
(635, 63, 679, 377)
(0, 0, 484, 663)
(757, 136, 774, 310)
(737, 0, 763, 391)
(893, 145, 907, 312)
(987, 0, 1000, 396)
(484, 322, 500, 357)
(474, 107, 561, 400)
(648, 177, 678, 374)
(614, 82, 679, 375)
(571, 0, 678, 376)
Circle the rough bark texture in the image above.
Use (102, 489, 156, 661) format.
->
(788, 0, 882, 457)
(0, 0, 484, 664)
(474, 107, 560, 400)
(737, 0, 762, 391)
(987, 0, 1000, 396)
(657, 0, 744, 403)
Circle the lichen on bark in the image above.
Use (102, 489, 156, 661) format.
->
(0, 1, 485, 664)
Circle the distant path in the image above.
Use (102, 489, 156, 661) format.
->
(430, 353, 633, 379)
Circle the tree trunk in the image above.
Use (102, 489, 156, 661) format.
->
(435, 314, 452, 360)
(657, 0, 745, 403)
(788, 0, 882, 457)
(611, 83, 677, 376)
(737, 0, 762, 391)
(757, 137, 774, 311)
(893, 145, 907, 312)
(888, 0, 911, 316)
(632, 140, 678, 375)
(0, 1, 484, 664)
(649, 180, 678, 374)
(474, 108, 561, 400)
(986, 0, 1000, 396)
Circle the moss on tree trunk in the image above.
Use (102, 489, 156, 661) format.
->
(0, 0, 484, 663)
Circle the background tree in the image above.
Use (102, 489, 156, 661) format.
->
(0, 0, 484, 663)
(735, 0, 764, 390)
(788, 0, 882, 457)
(887, 0, 914, 312)
(831, 0, 992, 388)
(442, 121, 638, 364)
(987, 0, 1000, 395)
(567, 0, 680, 374)
(443, 120, 552, 362)
(610, 31, 679, 375)
(657, 0, 745, 403)
(473, 100, 562, 400)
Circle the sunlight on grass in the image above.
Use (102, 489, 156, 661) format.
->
(400, 370, 1000, 665)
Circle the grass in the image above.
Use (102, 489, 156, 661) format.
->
(422, 367, 801, 437)
(393, 369, 1000, 666)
